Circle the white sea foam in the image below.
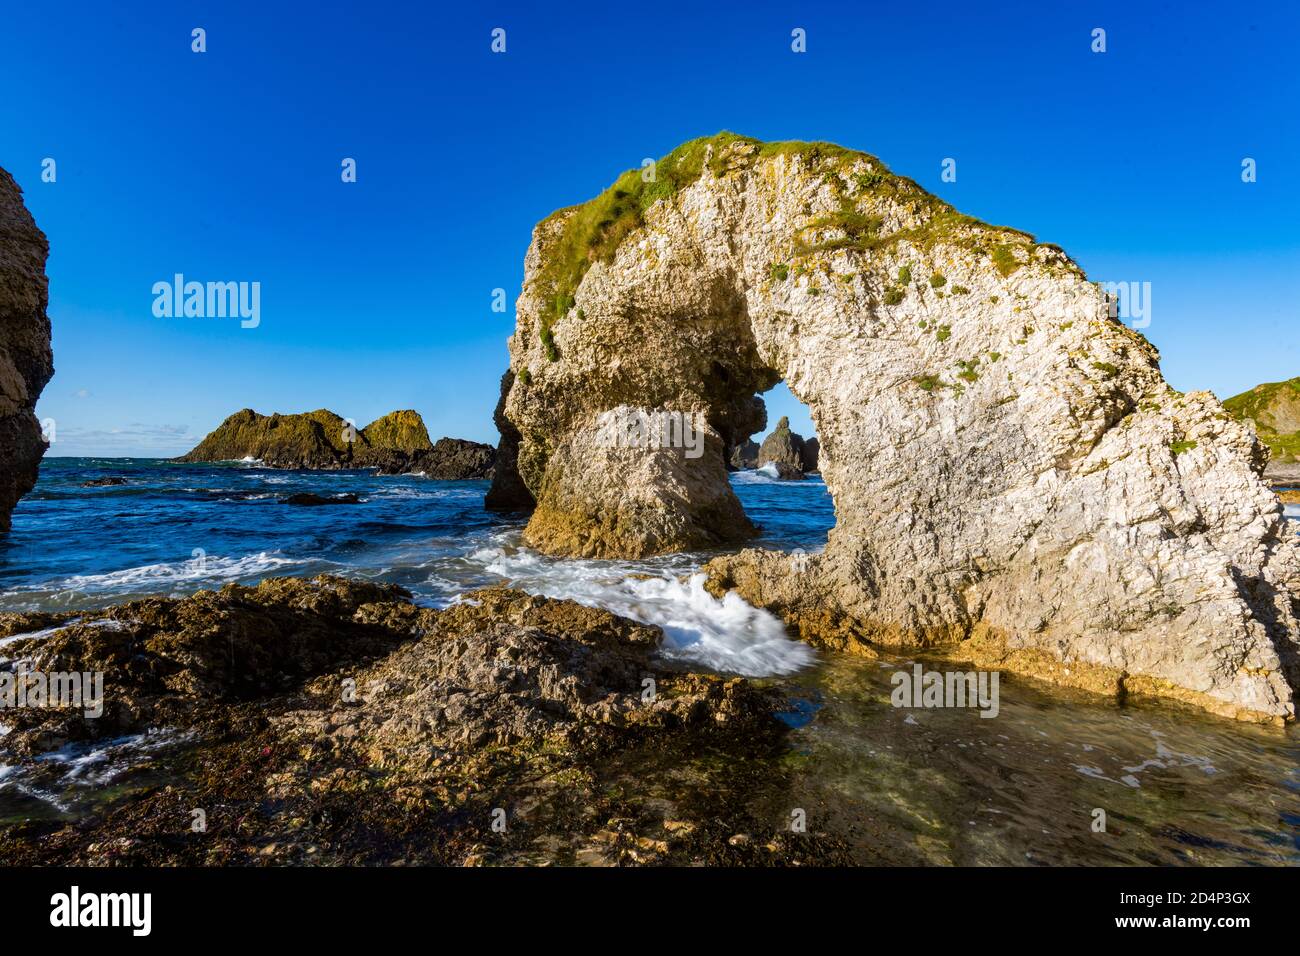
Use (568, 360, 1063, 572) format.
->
(731, 464, 824, 485)
(0, 729, 193, 811)
(6, 552, 310, 605)
(470, 539, 814, 676)
(35, 729, 192, 786)
(0, 618, 122, 649)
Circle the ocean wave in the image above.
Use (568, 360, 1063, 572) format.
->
(5, 551, 310, 604)
(731, 465, 823, 485)
(472, 541, 814, 677)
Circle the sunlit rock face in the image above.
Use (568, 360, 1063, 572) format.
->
(0, 167, 54, 532)
(489, 134, 1300, 722)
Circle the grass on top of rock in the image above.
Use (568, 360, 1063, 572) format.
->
(1222, 377, 1300, 463)
(362, 409, 433, 453)
(528, 132, 1083, 338)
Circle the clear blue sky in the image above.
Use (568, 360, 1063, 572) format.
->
(2, 0, 1296, 457)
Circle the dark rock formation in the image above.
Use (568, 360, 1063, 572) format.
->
(485, 370, 540, 510)
(757, 416, 807, 474)
(0, 576, 823, 866)
(177, 408, 397, 469)
(388, 437, 495, 479)
(728, 439, 759, 470)
(0, 168, 54, 532)
(764, 461, 804, 480)
(80, 477, 127, 487)
(801, 436, 820, 473)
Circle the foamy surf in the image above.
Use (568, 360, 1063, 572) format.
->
(3, 551, 311, 609)
(472, 539, 814, 677)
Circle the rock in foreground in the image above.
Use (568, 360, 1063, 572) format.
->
(0, 576, 824, 866)
(0, 167, 54, 532)
(487, 133, 1300, 722)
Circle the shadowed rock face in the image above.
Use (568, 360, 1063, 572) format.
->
(728, 439, 759, 470)
(0, 168, 53, 532)
(398, 437, 495, 480)
(488, 134, 1300, 722)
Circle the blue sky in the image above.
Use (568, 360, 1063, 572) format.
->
(2, 0, 1296, 456)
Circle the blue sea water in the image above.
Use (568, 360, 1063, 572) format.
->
(0, 458, 834, 675)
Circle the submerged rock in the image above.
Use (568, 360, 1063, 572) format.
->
(282, 492, 360, 506)
(0, 167, 54, 532)
(485, 133, 1300, 722)
(80, 477, 127, 487)
(0, 576, 802, 865)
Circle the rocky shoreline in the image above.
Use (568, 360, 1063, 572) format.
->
(0, 576, 849, 866)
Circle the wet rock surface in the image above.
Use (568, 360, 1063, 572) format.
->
(0, 576, 838, 865)
(0, 167, 54, 532)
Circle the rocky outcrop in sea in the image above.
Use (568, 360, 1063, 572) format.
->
(485, 133, 1300, 722)
(757, 416, 811, 478)
(0, 167, 54, 532)
(179, 408, 494, 478)
(382, 437, 496, 480)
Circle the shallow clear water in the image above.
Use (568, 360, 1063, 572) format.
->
(1, 458, 1298, 864)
